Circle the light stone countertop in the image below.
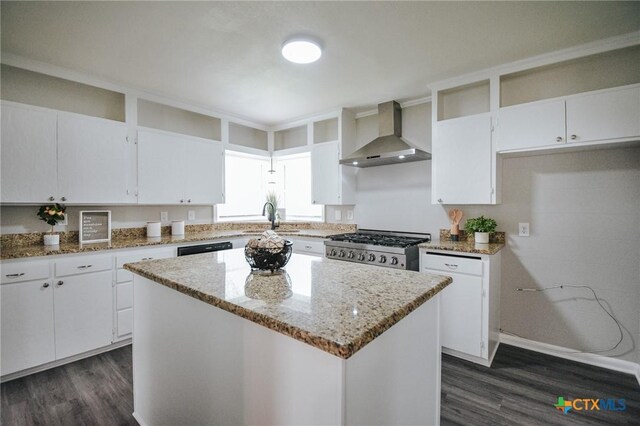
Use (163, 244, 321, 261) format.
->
(124, 248, 451, 359)
(0, 229, 340, 260)
(419, 240, 505, 255)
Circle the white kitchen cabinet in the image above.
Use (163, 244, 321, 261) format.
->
(57, 112, 129, 204)
(1, 102, 58, 203)
(53, 269, 113, 359)
(138, 128, 224, 205)
(311, 141, 356, 205)
(497, 99, 566, 151)
(114, 246, 175, 341)
(290, 237, 326, 256)
(498, 85, 640, 153)
(566, 86, 640, 144)
(421, 249, 501, 366)
(0, 279, 56, 376)
(432, 113, 493, 205)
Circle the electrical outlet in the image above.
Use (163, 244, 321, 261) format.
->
(334, 210, 342, 221)
(160, 211, 168, 222)
(188, 210, 195, 221)
(347, 210, 354, 221)
(519, 222, 530, 237)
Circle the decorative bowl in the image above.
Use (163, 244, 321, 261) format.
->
(244, 240, 293, 272)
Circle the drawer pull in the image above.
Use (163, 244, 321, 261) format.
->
(444, 263, 458, 269)
(56, 280, 64, 286)
(6, 273, 25, 278)
(42, 282, 50, 288)
(77, 264, 93, 269)
(305, 245, 312, 249)
(141, 257, 154, 261)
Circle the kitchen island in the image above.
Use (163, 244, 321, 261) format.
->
(125, 248, 451, 425)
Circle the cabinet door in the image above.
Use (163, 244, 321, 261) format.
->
(438, 272, 483, 357)
(184, 138, 224, 205)
(1, 103, 58, 203)
(53, 270, 113, 359)
(311, 141, 340, 205)
(1, 280, 55, 375)
(137, 130, 186, 204)
(497, 99, 566, 151)
(57, 113, 128, 204)
(433, 114, 493, 204)
(566, 86, 640, 143)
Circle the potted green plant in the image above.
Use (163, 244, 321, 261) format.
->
(464, 215, 497, 244)
(37, 203, 66, 246)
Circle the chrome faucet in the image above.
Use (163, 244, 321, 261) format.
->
(262, 202, 278, 230)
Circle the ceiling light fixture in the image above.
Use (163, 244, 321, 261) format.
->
(281, 38, 322, 64)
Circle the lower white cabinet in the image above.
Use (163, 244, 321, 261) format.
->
(420, 249, 501, 366)
(53, 270, 113, 359)
(1, 279, 56, 376)
(290, 237, 326, 256)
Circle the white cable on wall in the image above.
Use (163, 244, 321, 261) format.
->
(510, 284, 624, 354)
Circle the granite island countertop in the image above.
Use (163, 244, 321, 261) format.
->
(0, 227, 344, 260)
(124, 248, 451, 359)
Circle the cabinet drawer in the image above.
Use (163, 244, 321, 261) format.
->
(116, 247, 175, 269)
(55, 255, 112, 277)
(293, 239, 325, 255)
(1, 260, 50, 284)
(116, 282, 133, 310)
(116, 268, 133, 283)
(423, 253, 482, 276)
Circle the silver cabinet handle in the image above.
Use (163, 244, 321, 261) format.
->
(570, 134, 577, 140)
(42, 282, 50, 288)
(437, 198, 443, 203)
(141, 257, 154, 261)
(56, 280, 64, 286)
(60, 196, 66, 201)
(180, 199, 185, 203)
(556, 137, 563, 142)
(77, 264, 92, 269)
(49, 196, 55, 201)
(444, 263, 458, 269)
(6, 273, 25, 278)
(305, 245, 312, 249)
(187, 199, 191, 203)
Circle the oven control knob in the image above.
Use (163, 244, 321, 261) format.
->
(379, 255, 386, 263)
(390, 257, 398, 265)
(330, 249, 337, 256)
(347, 251, 355, 259)
(368, 254, 376, 262)
(338, 250, 346, 258)
(357, 253, 365, 261)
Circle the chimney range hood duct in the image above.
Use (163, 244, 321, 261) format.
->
(340, 100, 431, 168)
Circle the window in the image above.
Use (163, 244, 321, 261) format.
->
(216, 150, 323, 222)
(274, 153, 323, 221)
(216, 151, 270, 221)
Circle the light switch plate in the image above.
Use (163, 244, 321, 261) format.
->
(334, 210, 342, 221)
(160, 211, 168, 222)
(519, 222, 530, 237)
(188, 210, 196, 221)
(347, 210, 354, 221)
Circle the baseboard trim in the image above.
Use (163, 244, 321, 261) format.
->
(1, 339, 132, 383)
(500, 333, 640, 385)
(132, 412, 147, 426)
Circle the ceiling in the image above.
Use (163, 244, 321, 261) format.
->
(1, 1, 639, 125)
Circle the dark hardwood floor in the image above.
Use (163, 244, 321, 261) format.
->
(2, 344, 638, 425)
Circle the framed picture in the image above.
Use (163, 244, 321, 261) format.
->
(79, 211, 112, 243)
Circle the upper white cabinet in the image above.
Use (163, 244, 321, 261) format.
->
(0, 102, 131, 204)
(498, 85, 640, 152)
(432, 113, 493, 205)
(565, 86, 640, 144)
(1, 103, 58, 203)
(57, 112, 129, 204)
(312, 141, 343, 205)
(138, 128, 224, 205)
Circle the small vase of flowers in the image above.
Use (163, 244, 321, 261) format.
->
(37, 204, 66, 246)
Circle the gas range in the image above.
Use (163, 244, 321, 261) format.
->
(324, 229, 431, 270)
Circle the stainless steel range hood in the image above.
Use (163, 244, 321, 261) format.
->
(340, 101, 431, 168)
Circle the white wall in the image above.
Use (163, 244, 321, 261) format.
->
(0, 205, 214, 234)
(354, 106, 640, 363)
